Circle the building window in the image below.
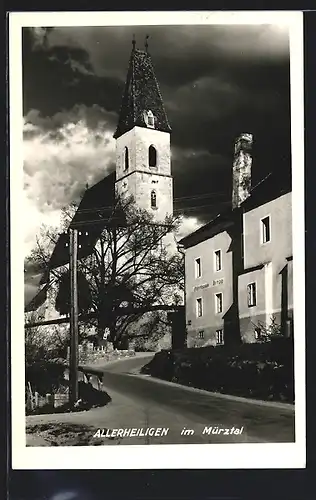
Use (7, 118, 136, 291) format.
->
(214, 250, 222, 272)
(195, 257, 202, 278)
(124, 146, 129, 171)
(198, 330, 204, 339)
(254, 327, 261, 340)
(151, 190, 157, 209)
(247, 282, 257, 307)
(261, 216, 271, 243)
(215, 293, 223, 314)
(216, 329, 224, 345)
(196, 298, 203, 317)
(149, 145, 157, 168)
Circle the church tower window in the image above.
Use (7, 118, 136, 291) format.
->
(147, 111, 154, 127)
(151, 190, 157, 209)
(149, 145, 157, 168)
(144, 110, 155, 129)
(124, 146, 129, 171)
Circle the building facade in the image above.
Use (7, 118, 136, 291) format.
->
(180, 134, 293, 348)
(238, 190, 293, 343)
(184, 222, 234, 347)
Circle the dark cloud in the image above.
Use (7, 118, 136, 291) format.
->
(41, 24, 289, 80)
(22, 24, 291, 245)
(23, 28, 123, 117)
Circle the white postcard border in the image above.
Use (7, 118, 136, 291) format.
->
(9, 10, 305, 469)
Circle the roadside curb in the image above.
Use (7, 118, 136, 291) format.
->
(127, 370, 295, 412)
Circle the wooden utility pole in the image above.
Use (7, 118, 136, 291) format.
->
(69, 227, 79, 405)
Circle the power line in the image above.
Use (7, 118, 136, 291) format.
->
(174, 192, 227, 202)
(174, 201, 231, 212)
(64, 201, 230, 229)
(28, 200, 230, 303)
(67, 191, 228, 216)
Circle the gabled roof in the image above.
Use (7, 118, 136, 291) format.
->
(241, 169, 291, 212)
(113, 48, 171, 139)
(179, 170, 292, 249)
(178, 206, 237, 249)
(48, 171, 126, 270)
(25, 283, 49, 312)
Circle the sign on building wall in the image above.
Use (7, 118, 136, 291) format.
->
(212, 278, 224, 287)
(193, 279, 224, 291)
(193, 283, 209, 291)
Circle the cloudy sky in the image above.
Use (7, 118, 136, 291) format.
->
(23, 22, 291, 301)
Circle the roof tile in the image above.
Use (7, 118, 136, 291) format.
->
(114, 49, 171, 138)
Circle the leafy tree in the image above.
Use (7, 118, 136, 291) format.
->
(55, 269, 93, 316)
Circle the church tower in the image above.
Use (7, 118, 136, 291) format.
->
(114, 40, 173, 223)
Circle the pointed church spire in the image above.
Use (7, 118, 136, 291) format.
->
(113, 42, 171, 139)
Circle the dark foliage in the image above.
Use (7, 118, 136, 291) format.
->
(26, 361, 112, 414)
(55, 269, 93, 316)
(26, 361, 66, 396)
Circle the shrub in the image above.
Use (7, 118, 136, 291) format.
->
(141, 349, 174, 380)
(25, 321, 70, 365)
(26, 361, 66, 396)
(141, 338, 294, 403)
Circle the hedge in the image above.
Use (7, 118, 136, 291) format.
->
(141, 338, 294, 403)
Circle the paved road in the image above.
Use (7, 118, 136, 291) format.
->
(84, 354, 295, 445)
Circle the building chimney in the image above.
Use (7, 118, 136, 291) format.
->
(232, 133, 253, 209)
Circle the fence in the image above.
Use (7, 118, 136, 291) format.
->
(26, 347, 135, 414)
(26, 382, 69, 413)
(26, 365, 92, 413)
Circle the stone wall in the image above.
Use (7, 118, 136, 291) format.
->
(67, 344, 136, 365)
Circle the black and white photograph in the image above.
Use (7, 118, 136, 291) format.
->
(10, 11, 305, 469)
